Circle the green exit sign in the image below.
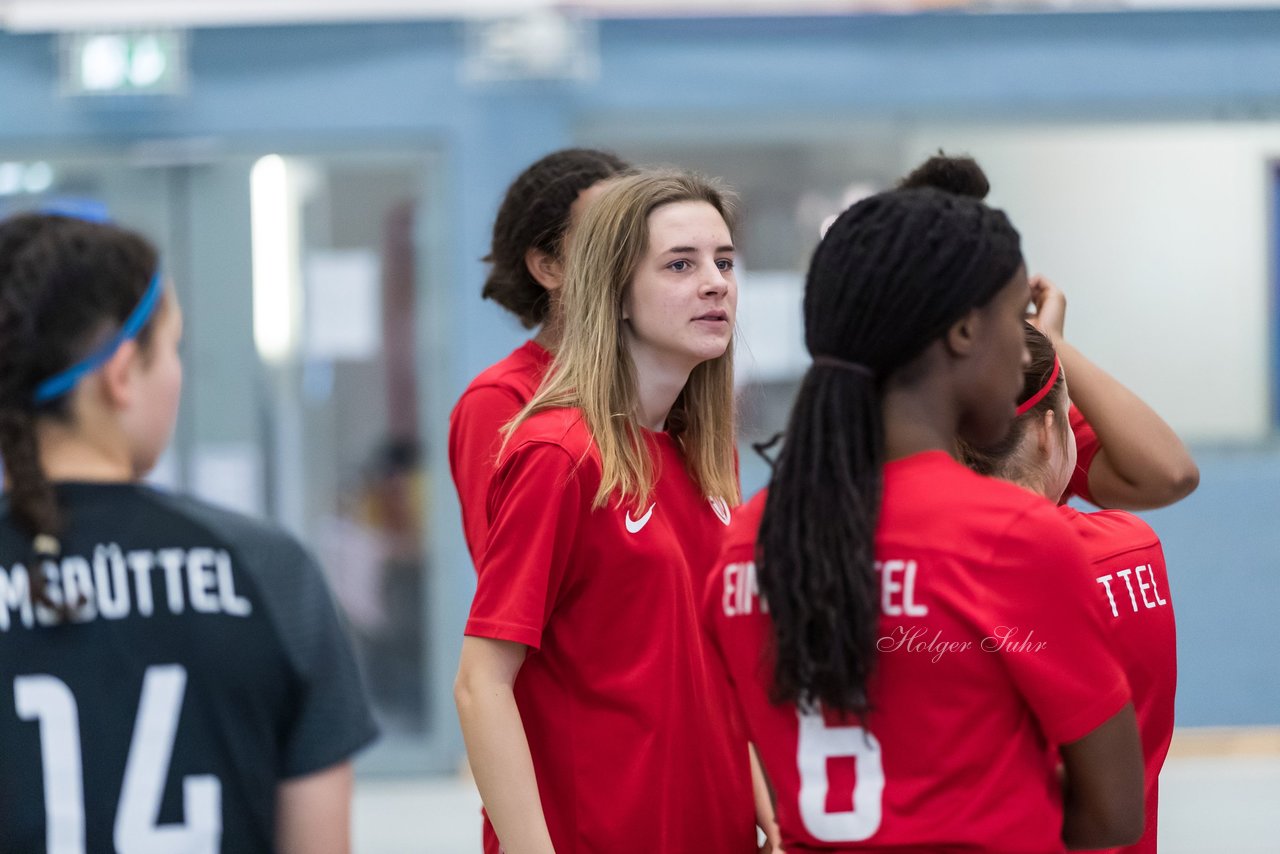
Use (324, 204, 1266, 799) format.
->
(59, 31, 187, 96)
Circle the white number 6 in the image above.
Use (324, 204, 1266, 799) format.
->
(796, 708, 884, 842)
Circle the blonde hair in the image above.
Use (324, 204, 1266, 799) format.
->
(507, 170, 740, 510)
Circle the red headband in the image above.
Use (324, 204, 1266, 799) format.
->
(1015, 356, 1061, 416)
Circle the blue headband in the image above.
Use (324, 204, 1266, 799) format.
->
(33, 271, 165, 404)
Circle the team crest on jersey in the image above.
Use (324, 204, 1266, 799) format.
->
(708, 496, 732, 526)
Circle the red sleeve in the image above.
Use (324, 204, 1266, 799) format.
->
(1063, 404, 1101, 506)
(701, 559, 754, 744)
(983, 506, 1130, 745)
(464, 441, 583, 650)
(702, 569, 730, 690)
(448, 385, 525, 567)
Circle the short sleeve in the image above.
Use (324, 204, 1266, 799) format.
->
(268, 546, 380, 778)
(464, 441, 584, 650)
(982, 507, 1130, 745)
(701, 561, 754, 745)
(449, 385, 526, 567)
(1064, 404, 1102, 506)
(702, 567, 733, 687)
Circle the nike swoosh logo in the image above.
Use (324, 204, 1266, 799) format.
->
(625, 504, 655, 534)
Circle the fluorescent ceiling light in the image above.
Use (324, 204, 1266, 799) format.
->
(128, 35, 168, 87)
(251, 154, 299, 365)
(79, 35, 130, 90)
(22, 162, 54, 194)
(0, 162, 23, 196)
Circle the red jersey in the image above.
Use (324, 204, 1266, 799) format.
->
(706, 453, 1131, 853)
(465, 408, 753, 854)
(1065, 403, 1102, 505)
(1058, 506, 1175, 854)
(448, 340, 552, 568)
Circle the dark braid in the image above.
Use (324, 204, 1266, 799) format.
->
(899, 157, 1069, 482)
(0, 213, 158, 612)
(0, 218, 62, 594)
(482, 148, 630, 328)
(757, 188, 1023, 715)
(898, 151, 990, 200)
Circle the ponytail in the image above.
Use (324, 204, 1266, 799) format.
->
(757, 188, 1023, 715)
(759, 366, 883, 712)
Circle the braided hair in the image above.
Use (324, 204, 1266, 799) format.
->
(757, 187, 1023, 716)
(0, 213, 159, 610)
(482, 147, 631, 328)
(900, 158, 1071, 489)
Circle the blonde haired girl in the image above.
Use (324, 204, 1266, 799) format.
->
(455, 170, 755, 854)
(514, 169, 739, 507)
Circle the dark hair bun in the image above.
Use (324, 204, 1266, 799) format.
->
(898, 152, 990, 200)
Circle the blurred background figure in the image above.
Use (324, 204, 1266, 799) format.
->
(323, 438, 427, 735)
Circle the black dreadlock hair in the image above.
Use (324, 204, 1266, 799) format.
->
(0, 213, 159, 614)
(482, 147, 631, 328)
(757, 187, 1023, 716)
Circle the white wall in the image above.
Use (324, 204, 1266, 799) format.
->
(903, 123, 1279, 442)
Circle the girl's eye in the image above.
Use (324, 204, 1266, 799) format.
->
(669, 260, 690, 272)
(716, 259, 735, 271)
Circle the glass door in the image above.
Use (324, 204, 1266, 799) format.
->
(0, 144, 449, 773)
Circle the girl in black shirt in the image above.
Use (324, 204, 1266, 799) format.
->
(0, 213, 376, 853)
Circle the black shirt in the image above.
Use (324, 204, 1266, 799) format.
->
(0, 483, 379, 853)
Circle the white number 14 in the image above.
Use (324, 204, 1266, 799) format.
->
(14, 664, 222, 853)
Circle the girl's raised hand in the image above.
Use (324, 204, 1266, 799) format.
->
(1027, 274, 1067, 343)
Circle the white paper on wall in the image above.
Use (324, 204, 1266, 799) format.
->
(304, 249, 382, 361)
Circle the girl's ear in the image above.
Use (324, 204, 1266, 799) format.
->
(525, 247, 565, 292)
(1035, 407, 1057, 456)
(97, 339, 140, 411)
(944, 309, 979, 358)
